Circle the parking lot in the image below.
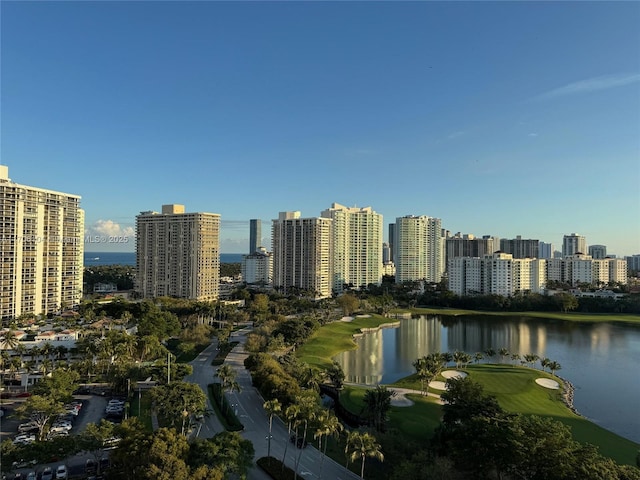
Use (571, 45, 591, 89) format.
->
(1, 394, 117, 479)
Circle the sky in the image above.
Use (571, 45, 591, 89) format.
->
(1, 1, 639, 255)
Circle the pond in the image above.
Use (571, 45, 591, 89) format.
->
(334, 314, 640, 443)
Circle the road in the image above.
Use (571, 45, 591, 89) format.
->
(198, 327, 360, 480)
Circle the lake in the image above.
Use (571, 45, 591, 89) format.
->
(334, 314, 640, 443)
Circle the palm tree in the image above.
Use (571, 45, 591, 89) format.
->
(498, 348, 510, 364)
(294, 392, 319, 476)
(362, 385, 395, 432)
(282, 403, 301, 471)
(523, 353, 539, 369)
(473, 352, 484, 364)
(540, 357, 551, 372)
(548, 361, 561, 376)
(1, 328, 20, 351)
(452, 351, 465, 369)
(511, 353, 521, 365)
(215, 364, 235, 409)
(264, 399, 281, 460)
(345, 431, 384, 479)
(314, 411, 343, 479)
(484, 348, 496, 362)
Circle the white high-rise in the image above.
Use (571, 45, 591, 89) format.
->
(0, 166, 84, 319)
(321, 203, 383, 293)
(562, 233, 587, 257)
(394, 215, 444, 283)
(136, 204, 220, 300)
(271, 211, 332, 298)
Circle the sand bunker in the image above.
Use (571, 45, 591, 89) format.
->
(535, 378, 560, 389)
(441, 370, 468, 379)
(428, 381, 447, 390)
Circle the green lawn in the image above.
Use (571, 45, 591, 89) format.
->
(339, 365, 639, 465)
(296, 315, 398, 369)
(406, 307, 640, 325)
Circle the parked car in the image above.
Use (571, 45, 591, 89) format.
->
(40, 467, 53, 480)
(13, 434, 36, 445)
(55, 464, 68, 480)
(18, 422, 39, 433)
(15, 392, 32, 398)
(11, 459, 36, 469)
(26, 472, 37, 480)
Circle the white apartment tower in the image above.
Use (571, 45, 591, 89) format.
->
(0, 166, 84, 319)
(394, 215, 444, 283)
(271, 211, 332, 298)
(135, 204, 220, 301)
(242, 247, 272, 285)
(321, 203, 383, 293)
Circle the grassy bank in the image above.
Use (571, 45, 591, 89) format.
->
(341, 364, 639, 466)
(296, 314, 397, 369)
(406, 307, 640, 325)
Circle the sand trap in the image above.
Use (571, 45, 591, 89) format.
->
(339, 316, 354, 322)
(441, 370, 468, 379)
(535, 378, 560, 389)
(428, 381, 447, 390)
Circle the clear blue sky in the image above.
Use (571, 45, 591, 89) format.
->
(2, 1, 639, 255)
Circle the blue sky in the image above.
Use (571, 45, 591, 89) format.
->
(1, 1, 639, 255)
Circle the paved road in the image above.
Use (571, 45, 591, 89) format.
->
(222, 328, 360, 480)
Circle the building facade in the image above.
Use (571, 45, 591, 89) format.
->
(500, 236, 539, 259)
(0, 166, 84, 319)
(394, 215, 444, 283)
(588, 245, 607, 259)
(135, 204, 220, 300)
(538, 242, 553, 259)
(249, 219, 261, 254)
(271, 211, 332, 298)
(562, 233, 587, 257)
(446, 233, 495, 263)
(321, 203, 383, 293)
(241, 247, 272, 285)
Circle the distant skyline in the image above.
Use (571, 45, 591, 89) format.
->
(2, 2, 639, 255)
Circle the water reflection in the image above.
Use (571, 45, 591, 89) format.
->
(335, 315, 640, 443)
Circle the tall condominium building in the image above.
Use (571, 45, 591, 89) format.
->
(538, 242, 553, 259)
(446, 233, 495, 263)
(241, 246, 272, 285)
(271, 211, 332, 298)
(500, 236, 539, 259)
(394, 215, 444, 283)
(0, 166, 84, 319)
(626, 255, 640, 273)
(321, 203, 383, 293)
(588, 244, 607, 259)
(135, 204, 220, 301)
(249, 219, 261, 254)
(562, 233, 587, 257)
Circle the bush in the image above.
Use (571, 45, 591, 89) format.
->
(257, 456, 297, 480)
(208, 383, 243, 431)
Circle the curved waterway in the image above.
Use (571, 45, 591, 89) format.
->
(334, 314, 640, 443)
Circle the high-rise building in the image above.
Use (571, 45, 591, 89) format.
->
(539, 242, 553, 259)
(388, 223, 395, 263)
(321, 203, 383, 293)
(626, 255, 640, 273)
(249, 219, 261, 254)
(241, 246, 272, 285)
(0, 166, 84, 319)
(135, 204, 220, 300)
(394, 215, 444, 283)
(271, 211, 332, 298)
(588, 244, 607, 259)
(562, 233, 587, 257)
(446, 233, 495, 263)
(500, 236, 539, 259)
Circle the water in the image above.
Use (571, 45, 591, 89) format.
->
(335, 314, 640, 443)
(83, 252, 243, 266)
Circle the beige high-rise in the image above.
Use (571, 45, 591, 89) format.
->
(136, 204, 220, 300)
(0, 166, 84, 319)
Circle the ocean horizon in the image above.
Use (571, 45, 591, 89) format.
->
(84, 252, 244, 266)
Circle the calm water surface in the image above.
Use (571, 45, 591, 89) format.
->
(335, 315, 640, 443)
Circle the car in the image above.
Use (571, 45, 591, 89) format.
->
(15, 392, 32, 398)
(85, 459, 97, 474)
(11, 459, 37, 469)
(13, 434, 36, 445)
(47, 430, 69, 439)
(18, 422, 39, 433)
(55, 464, 68, 480)
(40, 467, 53, 480)
(26, 472, 37, 480)
(49, 424, 72, 434)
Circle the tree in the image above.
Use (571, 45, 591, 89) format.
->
(264, 399, 282, 459)
(282, 403, 301, 470)
(548, 361, 562, 376)
(144, 428, 191, 480)
(362, 385, 395, 432)
(314, 411, 343, 479)
(13, 395, 65, 441)
(345, 431, 384, 479)
(326, 361, 346, 390)
(473, 352, 484, 364)
(1, 328, 20, 351)
(498, 348, 510, 363)
(337, 293, 360, 316)
(110, 418, 153, 480)
(294, 391, 320, 476)
(189, 431, 254, 478)
(215, 364, 236, 409)
(413, 353, 444, 396)
(524, 353, 539, 369)
(150, 382, 206, 435)
(78, 419, 115, 475)
(484, 348, 496, 362)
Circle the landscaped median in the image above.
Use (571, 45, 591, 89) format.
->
(207, 383, 243, 431)
(296, 314, 399, 369)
